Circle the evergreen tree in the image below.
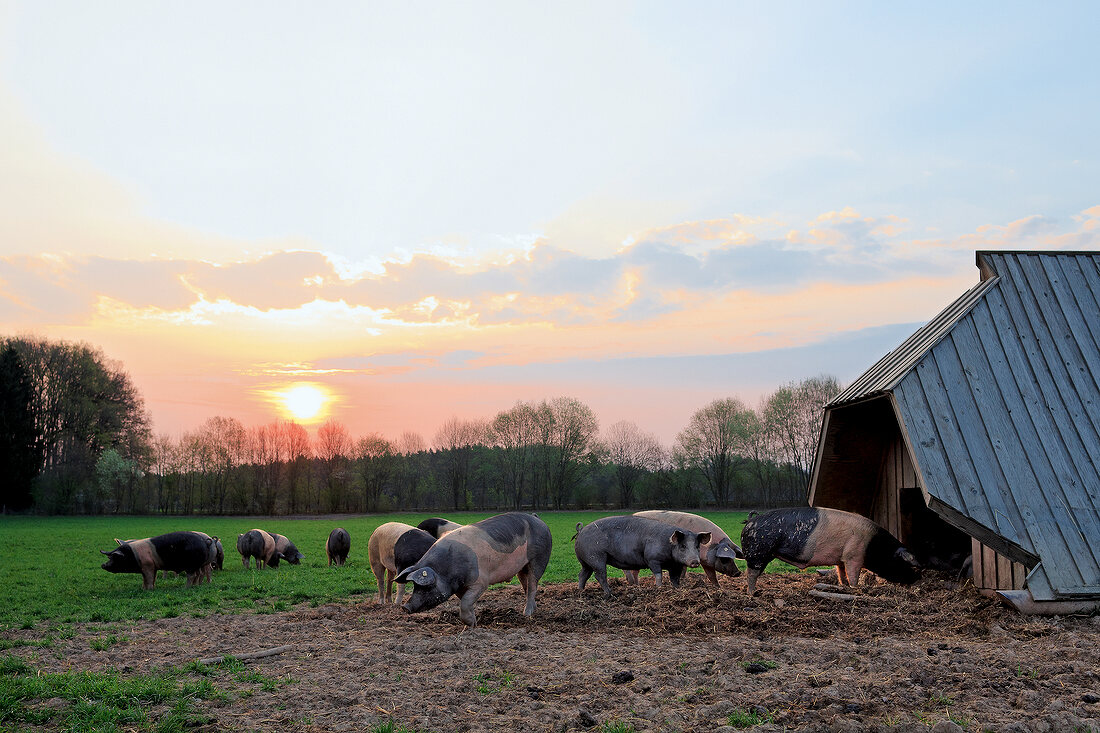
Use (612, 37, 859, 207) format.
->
(0, 344, 40, 511)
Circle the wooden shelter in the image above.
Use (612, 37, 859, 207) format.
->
(809, 251, 1100, 612)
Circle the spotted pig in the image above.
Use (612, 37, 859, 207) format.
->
(740, 506, 920, 595)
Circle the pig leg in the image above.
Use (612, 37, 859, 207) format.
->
(836, 564, 850, 586)
(623, 569, 640, 585)
(142, 568, 157, 590)
(395, 579, 406, 606)
(517, 566, 538, 616)
(593, 565, 612, 598)
(649, 561, 664, 589)
(457, 585, 488, 627)
(842, 560, 864, 587)
(383, 569, 394, 603)
(703, 566, 719, 586)
(746, 566, 764, 596)
(578, 561, 594, 591)
(668, 564, 686, 588)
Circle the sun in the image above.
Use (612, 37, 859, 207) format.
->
(277, 383, 329, 421)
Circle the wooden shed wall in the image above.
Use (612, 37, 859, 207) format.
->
(870, 433, 919, 543)
(971, 538, 1029, 592)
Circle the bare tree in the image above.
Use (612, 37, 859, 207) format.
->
(315, 419, 353, 512)
(603, 420, 663, 509)
(489, 402, 539, 509)
(248, 423, 282, 514)
(546, 397, 599, 510)
(198, 416, 246, 514)
(676, 397, 756, 507)
(762, 375, 841, 485)
(278, 421, 311, 514)
(395, 431, 427, 509)
(434, 417, 487, 511)
(149, 433, 181, 514)
(355, 432, 395, 512)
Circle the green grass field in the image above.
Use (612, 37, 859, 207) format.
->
(0, 511, 790, 631)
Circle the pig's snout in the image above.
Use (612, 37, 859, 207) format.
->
(689, 559, 701, 568)
(401, 603, 412, 614)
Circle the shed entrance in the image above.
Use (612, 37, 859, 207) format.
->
(811, 396, 970, 575)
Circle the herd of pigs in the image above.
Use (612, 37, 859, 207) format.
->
(99, 506, 922, 627)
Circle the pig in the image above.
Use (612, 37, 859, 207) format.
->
(740, 506, 921, 596)
(211, 537, 224, 570)
(194, 531, 221, 583)
(417, 517, 462, 538)
(395, 512, 552, 627)
(326, 527, 352, 566)
(574, 515, 711, 598)
(236, 528, 282, 569)
(272, 533, 304, 565)
(368, 522, 437, 604)
(100, 531, 216, 590)
(626, 510, 742, 587)
(159, 531, 221, 583)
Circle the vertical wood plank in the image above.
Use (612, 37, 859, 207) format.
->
(997, 553, 1013, 589)
(975, 542, 987, 588)
(1012, 561, 1026, 590)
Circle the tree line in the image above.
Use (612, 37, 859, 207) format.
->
(0, 335, 840, 515)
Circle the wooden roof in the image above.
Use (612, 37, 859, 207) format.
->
(816, 251, 1100, 600)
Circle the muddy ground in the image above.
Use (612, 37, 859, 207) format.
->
(5, 571, 1100, 732)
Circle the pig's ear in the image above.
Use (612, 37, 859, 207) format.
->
(696, 532, 712, 546)
(895, 547, 919, 567)
(407, 567, 437, 586)
(100, 549, 113, 555)
(114, 538, 124, 546)
(715, 545, 738, 560)
(670, 530, 686, 545)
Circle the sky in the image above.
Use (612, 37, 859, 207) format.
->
(2, 2, 1099, 447)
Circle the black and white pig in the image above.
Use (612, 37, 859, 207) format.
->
(237, 528, 282, 569)
(627, 510, 742, 587)
(100, 531, 216, 590)
(159, 530, 221, 583)
(367, 522, 436, 604)
(416, 517, 462, 538)
(574, 516, 711, 598)
(272, 533, 304, 565)
(395, 512, 552, 627)
(326, 527, 351, 566)
(740, 506, 920, 595)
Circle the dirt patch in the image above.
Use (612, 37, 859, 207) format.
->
(5, 572, 1100, 732)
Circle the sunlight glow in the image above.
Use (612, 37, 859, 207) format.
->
(277, 383, 328, 421)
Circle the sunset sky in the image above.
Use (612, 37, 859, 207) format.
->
(2, 3, 1099, 446)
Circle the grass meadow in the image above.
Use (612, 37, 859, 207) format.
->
(0, 510, 808, 732)
(0, 510, 784, 632)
